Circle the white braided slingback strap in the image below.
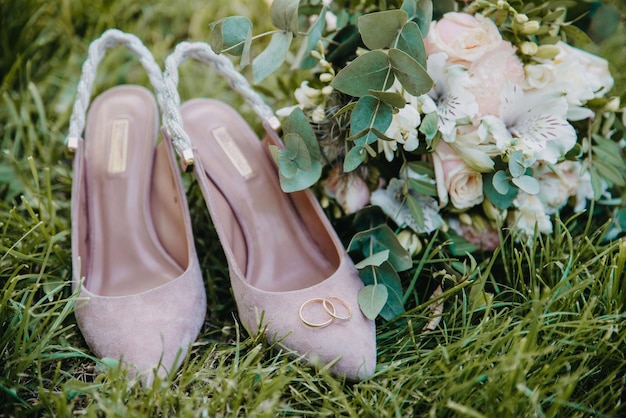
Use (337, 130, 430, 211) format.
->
(66, 29, 165, 151)
(162, 41, 280, 167)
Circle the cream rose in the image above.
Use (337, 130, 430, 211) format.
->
(533, 41, 615, 120)
(432, 141, 484, 210)
(425, 12, 503, 64)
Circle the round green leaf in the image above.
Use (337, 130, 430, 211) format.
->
(270, 0, 299, 34)
(508, 151, 525, 178)
(358, 284, 389, 320)
(368, 90, 407, 108)
(358, 10, 408, 50)
(284, 133, 311, 171)
(492, 170, 511, 195)
(401, 0, 433, 37)
(396, 21, 427, 68)
(332, 51, 392, 97)
(344, 145, 368, 172)
(484, 172, 518, 209)
(350, 96, 393, 146)
(252, 31, 292, 84)
(209, 16, 252, 55)
(388, 48, 432, 97)
(512, 175, 540, 195)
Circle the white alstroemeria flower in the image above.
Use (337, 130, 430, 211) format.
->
(371, 178, 444, 234)
(480, 83, 576, 163)
(427, 52, 479, 143)
(508, 192, 553, 236)
(380, 105, 421, 161)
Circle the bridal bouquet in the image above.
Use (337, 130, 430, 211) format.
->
(210, 0, 625, 319)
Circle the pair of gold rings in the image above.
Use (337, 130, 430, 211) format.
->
(299, 296, 352, 328)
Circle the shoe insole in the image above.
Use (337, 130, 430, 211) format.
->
(84, 85, 181, 296)
(180, 99, 334, 292)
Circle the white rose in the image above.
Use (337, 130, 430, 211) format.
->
(524, 63, 555, 90)
(536, 161, 593, 213)
(432, 141, 484, 209)
(545, 42, 614, 120)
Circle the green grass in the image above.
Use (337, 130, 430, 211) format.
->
(2, 0, 626, 416)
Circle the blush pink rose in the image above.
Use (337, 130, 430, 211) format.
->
(425, 12, 503, 64)
(431, 141, 484, 210)
(468, 42, 525, 118)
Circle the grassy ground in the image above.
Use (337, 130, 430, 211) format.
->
(1, 0, 626, 416)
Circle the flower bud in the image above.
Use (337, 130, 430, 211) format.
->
(459, 212, 472, 226)
(319, 73, 334, 83)
(321, 85, 334, 96)
(514, 13, 529, 24)
(483, 199, 506, 222)
(604, 97, 621, 112)
(521, 20, 540, 35)
(520, 41, 538, 56)
(397, 230, 422, 256)
(535, 44, 561, 60)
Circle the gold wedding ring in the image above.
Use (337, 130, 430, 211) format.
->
(299, 296, 353, 328)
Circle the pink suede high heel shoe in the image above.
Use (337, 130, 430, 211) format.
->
(161, 42, 376, 380)
(66, 30, 206, 385)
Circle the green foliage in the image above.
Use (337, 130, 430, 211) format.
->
(269, 108, 322, 192)
(2, 0, 626, 416)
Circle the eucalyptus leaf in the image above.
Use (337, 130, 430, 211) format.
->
(344, 145, 367, 172)
(270, 0, 299, 34)
(278, 160, 322, 193)
(396, 21, 427, 68)
(484, 172, 518, 209)
(588, 4, 621, 43)
(298, 7, 327, 69)
(283, 108, 322, 161)
(358, 284, 388, 320)
(419, 111, 438, 140)
(240, 29, 253, 67)
(508, 151, 525, 178)
(358, 10, 408, 50)
(358, 262, 405, 320)
(349, 224, 412, 272)
(209, 16, 252, 55)
(278, 153, 298, 178)
(332, 51, 393, 97)
(368, 90, 406, 108)
(350, 96, 393, 146)
(401, 0, 433, 36)
(388, 48, 432, 97)
(284, 133, 311, 171)
(252, 31, 293, 84)
(492, 170, 511, 195)
(511, 175, 540, 195)
(354, 250, 390, 269)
